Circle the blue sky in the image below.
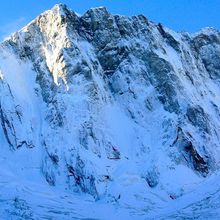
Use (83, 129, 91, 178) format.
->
(0, 0, 219, 40)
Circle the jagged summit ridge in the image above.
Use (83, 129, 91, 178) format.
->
(3, 3, 220, 46)
(0, 4, 220, 219)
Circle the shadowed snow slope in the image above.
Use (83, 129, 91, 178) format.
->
(1, 3, 220, 219)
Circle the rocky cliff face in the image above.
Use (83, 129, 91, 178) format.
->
(1, 4, 220, 219)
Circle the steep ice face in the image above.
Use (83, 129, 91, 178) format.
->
(1, 3, 220, 218)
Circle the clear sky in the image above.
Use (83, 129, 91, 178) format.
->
(0, 0, 219, 40)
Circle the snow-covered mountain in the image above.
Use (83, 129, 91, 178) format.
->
(1, 3, 220, 219)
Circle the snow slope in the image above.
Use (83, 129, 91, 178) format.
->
(1, 3, 220, 219)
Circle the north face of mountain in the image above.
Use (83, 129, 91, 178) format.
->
(0, 3, 220, 219)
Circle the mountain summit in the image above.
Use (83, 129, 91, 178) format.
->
(0, 4, 220, 219)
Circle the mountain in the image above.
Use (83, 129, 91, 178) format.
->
(0, 3, 220, 219)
